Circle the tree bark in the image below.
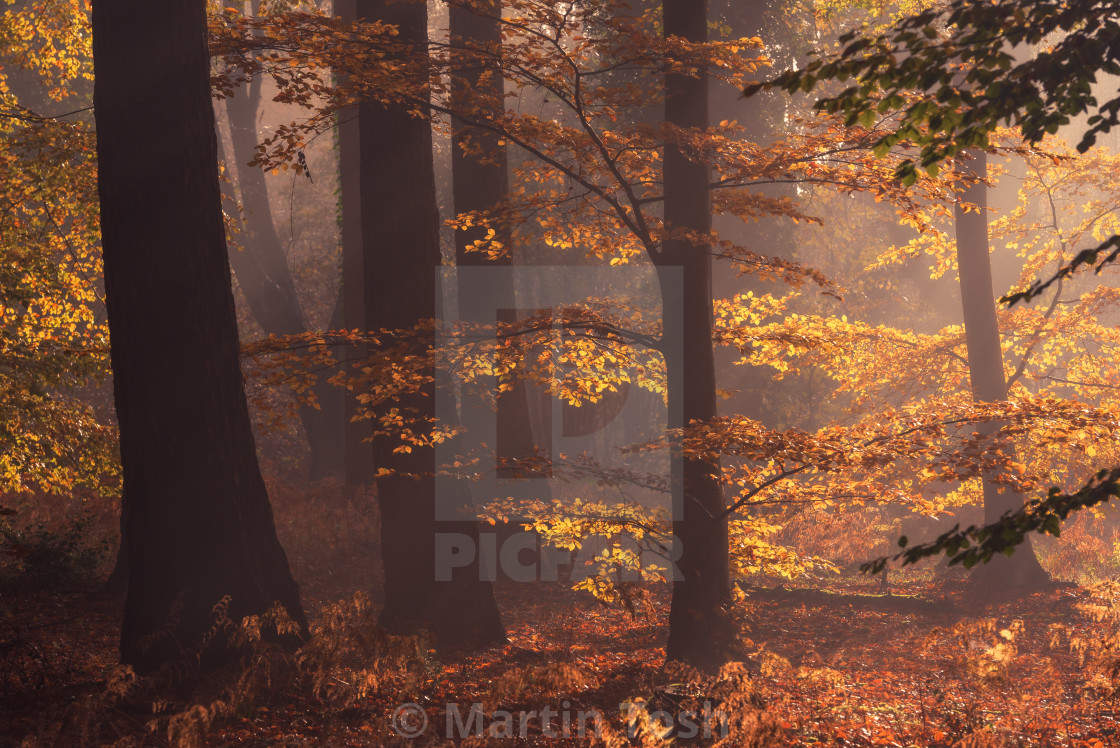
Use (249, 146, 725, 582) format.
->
(93, 0, 307, 673)
(660, 0, 735, 670)
(336, 0, 374, 488)
(954, 150, 1049, 590)
(361, 0, 504, 650)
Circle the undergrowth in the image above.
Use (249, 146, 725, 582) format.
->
(11, 479, 1120, 746)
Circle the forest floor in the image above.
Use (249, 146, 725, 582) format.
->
(3, 487, 1119, 746)
(3, 551, 1118, 746)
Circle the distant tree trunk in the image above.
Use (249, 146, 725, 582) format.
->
(452, 0, 556, 487)
(451, 0, 507, 273)
(224, 71, 345, 481)
(93, 0, 307, 673)
(224, 81, 306, 335)
(445, 0, 564, 642)
(336, 0, 374, 488)
(660, 0, 734, 670)
(104, 512, 128, 593)
(954, 150, 1049, 590)
(360, 0, 504, 650)
(709, 0, 795, 428)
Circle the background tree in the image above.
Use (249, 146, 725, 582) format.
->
(358, 0, 504, 650)
(448, 0, 545, 605)
(756, 0, 1120, 285)
(0, 3, 117, 506)
(220, 0, 346, 480)
(335, 0, 373, 488)
(953, 150, 1049, 588)
(750, 0, 1120, 561)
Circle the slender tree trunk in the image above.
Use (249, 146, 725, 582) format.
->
(361, 0, 503, 650)
(104, 510, 128, 593)
(93, 0, 307, 674)
(451, 0, 507, 276)
(955, 150, 1049, 589)
(660, 0, 734, 670)
(225, 81, 306, 335)
(315, 295, 348, 480)
(359, 0, 436, 636)
(224, 76, 345, 480)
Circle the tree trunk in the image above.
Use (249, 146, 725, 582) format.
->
(660, 0, 735, 670)
(361, 0, 504, 650)
(452, 0, 555, 482)
(224, 73, 345, 481)
(93, 0, 307, 674)
(224, 80, 306, 336)
(336, 0, 374, 488)
(954, 150, 1049, 590)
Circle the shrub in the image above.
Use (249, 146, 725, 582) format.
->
(1, 510, 110, 589)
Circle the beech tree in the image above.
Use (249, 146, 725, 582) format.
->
(658, 0, 733, 668)
(218, 0, 347, 480)
(952, 150, 1049, 588)
(333, 0, 374, 487)
(721, 128, 1120, 577)
(93, 0, 306, 672)
(357, 0, 504, 649)
(448, 0, 542, 611)
(211, 0, 979, 667)
(749, 0, 1120, 564)
(0, 3, 116, 501)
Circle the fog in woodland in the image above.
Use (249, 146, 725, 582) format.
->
(4, 0, 1120, 744)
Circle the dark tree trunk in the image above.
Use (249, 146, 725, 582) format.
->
(361, 0, 503, 651)
(93, 0, 307, 674)
(224, 73, 345, 481)
(336, 0, 374, 488)
(660, 0, 734, 670)
(451, 0, 506, 274)
(954, 150, 1049, 590)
